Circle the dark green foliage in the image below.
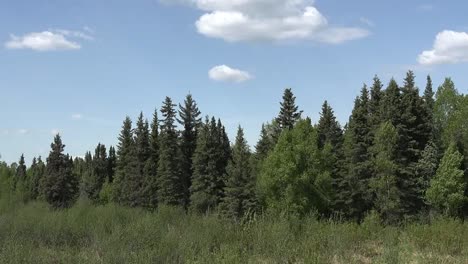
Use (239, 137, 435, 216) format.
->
(338, 86, 373, 220)
(28, 157, 45, 200)
(107, 146, 116, 183)
(112, 117, 139, 206)
(81, 144, 108, 202)
(221, 127, 256, 219)
(157, 97, 183, 206)
(276, 88, 302, 130)
(42, 135, 79, 208)
(368, 75, 384, 131)
(398, 71, 432, 215)
(380, 78, 402, 126)
(317, 101, 343, 149)
(13, 154, 26, 191)
(415, 141, 439, 206)
(177, 94, 202, 208)
(190, 117, 230, 213)
(143, 109, 160, 209)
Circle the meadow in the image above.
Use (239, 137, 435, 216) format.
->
(0, 196, 467, 263)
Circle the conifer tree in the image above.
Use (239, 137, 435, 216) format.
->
(82, 144, 108, 202)
(28, 157, 45, 200)
(221, 127, 256, 219)
(415, 141, 439, 205)
(338, 86, 372, 220)
(368, 75, 384, 139)
(143, 109, 160, 209)
(398, 71, 432, 215)
(426, 143, 466, 216)
(132, 112, 150, 206)
(190, 117, 229, 213)
(369, 122, 401, 223)
(13, 154, 27, 191)
(177, 94, 202, 208)
(107, 146, 116, 183)
(157, 97, 183, 206)
(380, 78, 401, 126)
(112, 117, 139, 206)
(276, 88, 302, 130)
(42, 134, 79, 208)
(424, 75, 435, 115)
(317, 101, 343, 149)
(255, 124, 273, 162)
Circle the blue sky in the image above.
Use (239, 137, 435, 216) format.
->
(1, 0, 468, 164)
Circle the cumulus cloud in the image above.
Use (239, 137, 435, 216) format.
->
(71, 113, 83, 120)
(418, 30, 468, 65)
(163, 0, 369, 43)
(5, 28, 93, 51)
(209, 65, 252, 82)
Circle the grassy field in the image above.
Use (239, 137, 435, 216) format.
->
(0, 197, 467, 264)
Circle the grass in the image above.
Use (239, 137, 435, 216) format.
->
(0, 198, 467, 263)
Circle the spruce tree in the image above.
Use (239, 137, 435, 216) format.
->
(369, 122, 401, 223)
(338, 86, 372, 220)
(107, 146, 116, 183)
(221, 126, 256, 219)
(255, 124, 273, 162)
(276, 88, 302, 130)
(415, 141, 439, 207)
(398, 71, 432, 215)
(190, 117, 229, 213)
(317, 101, 343, 149)
(426, 143, 466, 216)
(82, 144, 108, 202)
(13, 154, 27, 191)
(132, 112, 150, 206)
(28, 157, 45, 200)
(42, 134, 79, 208)
(112, 116, 139, 206)
(177, 94, 202, 208)
(380, 78, 401, 126)
(368, 75, 384, 141)
(157, 97, 183, 206)
(142, 109, 160, 209)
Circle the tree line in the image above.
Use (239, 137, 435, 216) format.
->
(2, 71, 467, 223)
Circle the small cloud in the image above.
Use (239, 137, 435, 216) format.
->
(419, 4, 434, 11)
(209, 65, 253, 83)
(2, 129, 9, 135)
(51, 129, 60, 135)
(5, 28, 93, 51)
(72, 113, 83, 120)
(418, 30, 468, 65)
(359, 17, 374, 27)
(18, 129, 29, 135)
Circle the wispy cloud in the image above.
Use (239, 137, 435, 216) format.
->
(359, 17, 375, 27)
(5, 28, 94, 51)
(18, 129, 29, 135)
(418, 4, 434, 11)
(209, 65, 253, 83)
(71, 113, 83, 120)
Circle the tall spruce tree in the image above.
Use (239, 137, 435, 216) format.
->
(157, 97, 183, 206)
(415, 141, 439, 208)
(42, 134, 79, 208)
(13, 154, 27, 191)
(177, 94, 202, 208)
(338, 86, 373, 221)
(317, 101, 343, 149)
(107, 146, 116, 183)
(190, 117, 229, 213)
(221, 126, 256, 219)
(143, 109, 160, 209)
(380, 78, 401, 127)
(398, 71, 432, 215)
(133, 112, 150, 206)
(276, 88, 302, 130)
(112, 116, 139, 206)
(82, 144, 108, 202)
(28, 157, 45, 200)
(368, 75, 384, 139)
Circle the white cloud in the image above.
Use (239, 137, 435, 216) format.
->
(5, 28, 93, 51)
(18, 129, 29, 135)
(51, 129, 60, 135)
(71, 113, 83, 120)
(419, 4, 434, 11)
(163, 0, 369, 43)
(359, 17, 374, 27)
(418, 30, 468, 65)
(209, 65, 252, 82)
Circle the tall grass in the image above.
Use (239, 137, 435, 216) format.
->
(0, 199, 466, 263)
